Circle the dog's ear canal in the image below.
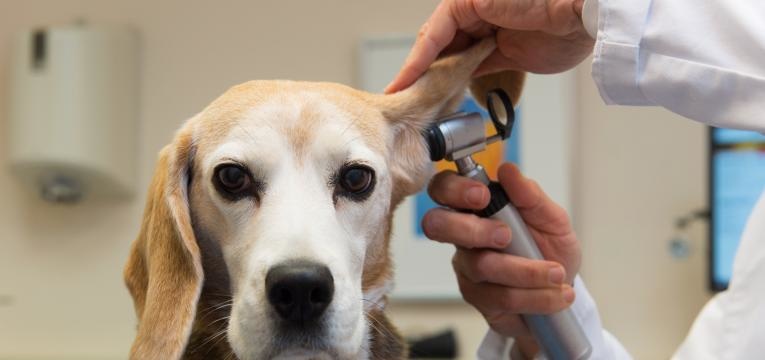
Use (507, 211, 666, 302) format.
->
(123, 125, 203, 360)
(375, 38, 525, 200)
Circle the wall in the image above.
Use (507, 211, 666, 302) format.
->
(574, 62, 712, 358)
(0, 1, 711, 359)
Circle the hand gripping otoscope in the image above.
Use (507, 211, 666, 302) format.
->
(423, 89, 592, 360)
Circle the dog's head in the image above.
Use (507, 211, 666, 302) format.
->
(124, 39, 524, 360)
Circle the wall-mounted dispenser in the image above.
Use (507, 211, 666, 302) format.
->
(7, 24, 138, 203)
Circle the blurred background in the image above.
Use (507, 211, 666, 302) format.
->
(1, 0, 753, 359)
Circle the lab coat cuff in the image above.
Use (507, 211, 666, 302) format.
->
(477, 329, 511, 360)
(590, 0, 653, 106)
(571, 275, 598, 329)
(582, 0, 599, 39)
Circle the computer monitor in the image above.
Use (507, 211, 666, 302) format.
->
(709, 128, 765, 290)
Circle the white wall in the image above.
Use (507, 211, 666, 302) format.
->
(0, 1, 711, 359)
(574, 62, 712, 358)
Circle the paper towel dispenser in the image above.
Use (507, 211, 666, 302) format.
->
(7, 24, 138, 203)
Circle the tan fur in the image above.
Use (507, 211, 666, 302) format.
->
(470, 70, 526, 108)
(124, 38, 524, 360)
(124, 128, 204, 359)
(287, 106, 322, 161)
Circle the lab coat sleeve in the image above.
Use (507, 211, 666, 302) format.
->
(476, 276, 632, 360)
(589, 0, 765, 131)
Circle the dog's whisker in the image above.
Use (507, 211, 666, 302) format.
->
(361, 298, 384, 308)
(364, 309, 399, 343)
(198, 300, 234, 319)
(206, 292, 234, 298)
(208, 300, 234, 311)
(224, 350, 237, 360)
(365, 314, 389, 341)
(194, 328, 229, 352)
(209, 315, 232, 326)
(210, 329, 233, 353)
(203, 299, 233, 311)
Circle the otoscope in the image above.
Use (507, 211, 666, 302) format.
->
(423, 89, 592, 360)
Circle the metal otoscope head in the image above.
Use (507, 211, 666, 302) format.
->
(423, 89, 516, 162)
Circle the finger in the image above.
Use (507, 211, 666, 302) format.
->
(473, 48, 521, 77)
(452, 248, 566, 288)
(497, 163, 572, 235)
(422, 208, 511, 249)
(457, 270, 575, 315)
(441, 31, 475, 56)
(472, 0, 552, 32)
(493, 29, 594, 73)
(484, 311, 531, 338)
(428, 170, 489, 209)
(385, 1, 459, 93)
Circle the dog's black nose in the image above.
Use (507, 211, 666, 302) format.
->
(266, 260, 334, 325)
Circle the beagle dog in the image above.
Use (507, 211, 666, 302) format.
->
(123, 38, 524, 360)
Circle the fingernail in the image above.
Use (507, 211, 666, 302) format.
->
(466, 187, 485, 207)
(563, 286, 575, 303)
(491, 227, 510, 247)
(548, 267, 565, 285)
(426, 215, 443, 235)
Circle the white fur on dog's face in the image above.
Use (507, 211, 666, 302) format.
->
(192, 89, 396, 360)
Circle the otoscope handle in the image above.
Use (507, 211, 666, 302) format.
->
(472, 179, 592, 360)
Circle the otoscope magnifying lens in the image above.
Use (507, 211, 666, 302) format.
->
(486, 89, 515, 140)
(487, 92, 508, 126)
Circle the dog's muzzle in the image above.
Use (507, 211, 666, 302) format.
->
(266, 259, 335, 326)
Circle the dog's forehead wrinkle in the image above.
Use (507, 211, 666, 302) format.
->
(279, 92, 382, 161)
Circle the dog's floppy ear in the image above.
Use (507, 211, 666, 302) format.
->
(124, 125, 202, 360)
(376, 38, 525, 202)
(469, 69, 526, 110)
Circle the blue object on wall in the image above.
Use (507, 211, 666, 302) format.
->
(710, 128, 765, 290)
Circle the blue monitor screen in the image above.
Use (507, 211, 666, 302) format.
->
(710, 128, 765, 290)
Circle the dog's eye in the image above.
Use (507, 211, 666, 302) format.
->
(337, 165, 375, 200)
(213, 164, 256, 200)
(219, 166, 248, 189)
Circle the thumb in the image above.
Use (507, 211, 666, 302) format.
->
(496, 163, 571, 234)
(496, 163, 543, 210)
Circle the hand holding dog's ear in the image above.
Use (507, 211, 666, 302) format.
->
(376, 9, 527, 203)
(422, 163, 581, 355)
(385, 0, 594, 94)
(377, 38, 524, 201)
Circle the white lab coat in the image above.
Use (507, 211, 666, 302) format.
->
(478, 0, 765, 358)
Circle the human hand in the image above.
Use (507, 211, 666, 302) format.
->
(385, 0, 593, 93)
(421, 163, 581, 354)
